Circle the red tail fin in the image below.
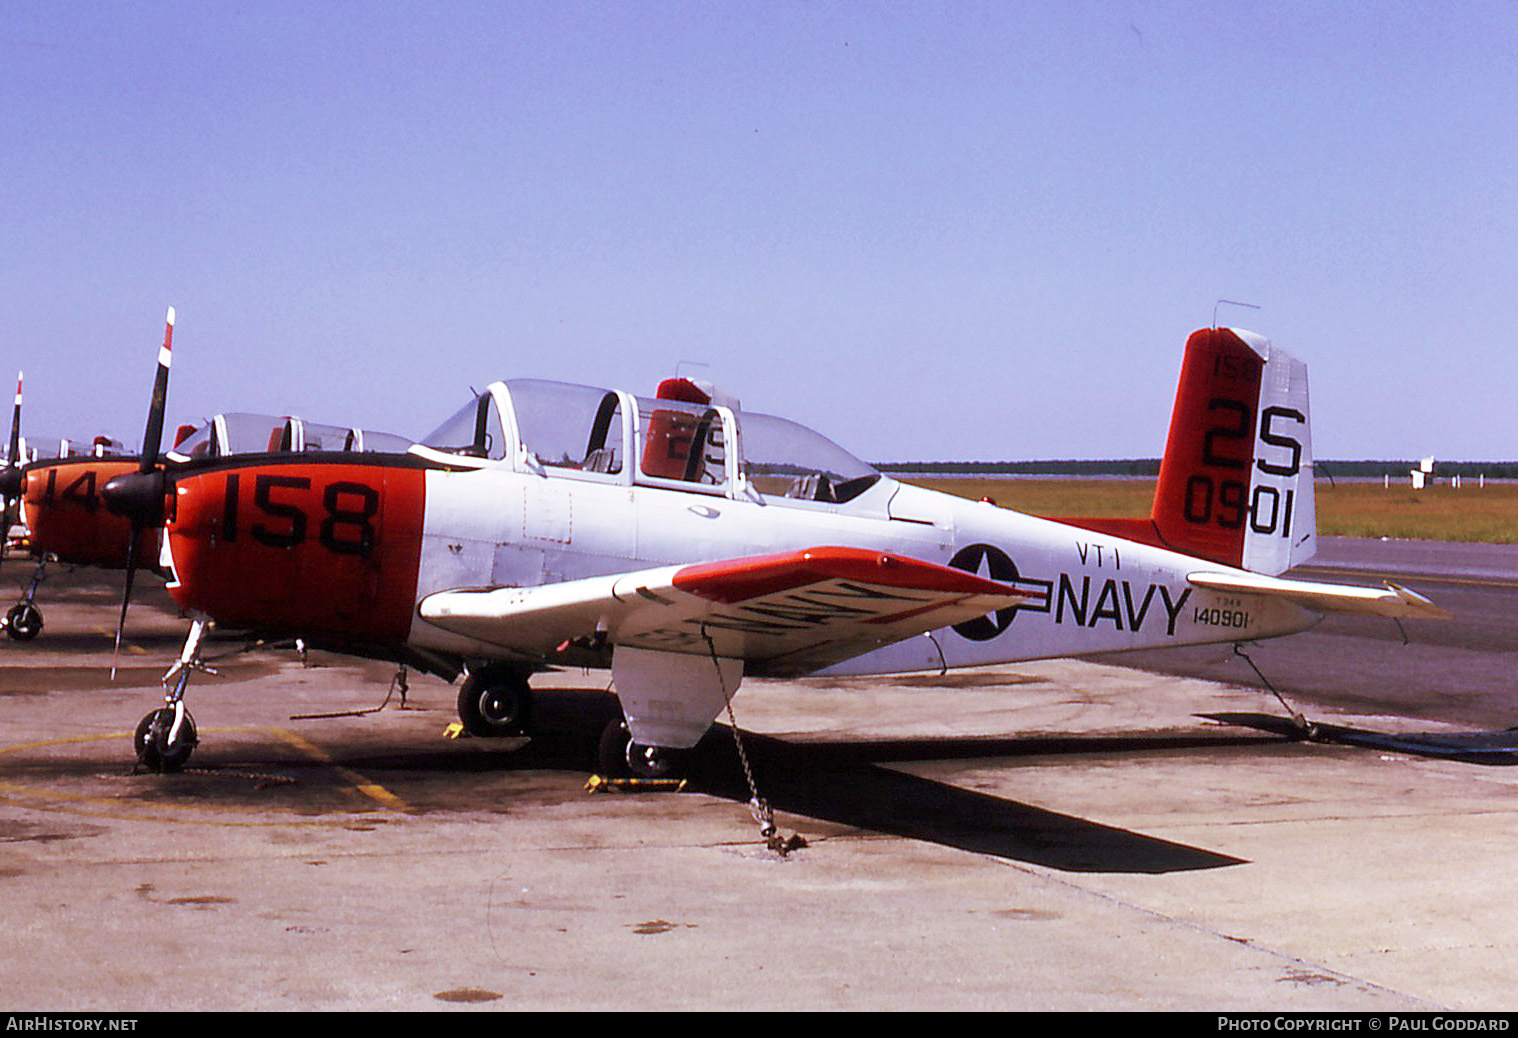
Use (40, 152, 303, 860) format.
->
(1149, 327, 1265, 566)
(1052, 327, 1315, 574)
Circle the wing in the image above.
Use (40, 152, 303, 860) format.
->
(419, 545, 1036, 675)
(1187, 570, 1450, 620)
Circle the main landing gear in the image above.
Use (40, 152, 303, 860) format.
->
(452, 663, 687, 780)
(134, 615, 212, 773)
(455, 663, 534, 738)
(595, 719, 686, 780)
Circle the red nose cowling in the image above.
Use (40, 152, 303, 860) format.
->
(26, 460, 159, 569)
(164, 461, 427, 645)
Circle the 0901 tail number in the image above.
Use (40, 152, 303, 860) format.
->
(1184, 401, 1304, 537)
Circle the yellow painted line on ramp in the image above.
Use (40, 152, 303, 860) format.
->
(269, 727, 413, 814)
(0, 727, 411, 824)
(92, 625, 149, 652)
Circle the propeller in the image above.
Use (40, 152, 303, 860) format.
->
(0, 372, 23, 558)
(101, 307, 176, 678)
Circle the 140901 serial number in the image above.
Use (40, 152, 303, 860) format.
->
(1194, 606, 1251, 629)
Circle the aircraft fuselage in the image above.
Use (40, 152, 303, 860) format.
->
(162, 454, 1316, 677)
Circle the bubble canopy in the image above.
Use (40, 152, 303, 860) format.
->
(419, 379, 881, 504)
(167, 413, 414, 462)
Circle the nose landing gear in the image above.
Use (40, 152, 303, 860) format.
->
(134, 615, 213, 773)
(5, 561, 46, 641)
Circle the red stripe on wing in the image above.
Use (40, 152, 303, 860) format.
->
(671, 546, 1015, 604)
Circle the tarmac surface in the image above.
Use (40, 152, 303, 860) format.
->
(1, 541, 1515, 1012)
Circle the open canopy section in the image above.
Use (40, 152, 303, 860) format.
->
(414, 376, 882, 507)
(634, 390, 731, 490)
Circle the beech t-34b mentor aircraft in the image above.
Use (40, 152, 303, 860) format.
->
(102, 325, 1446, 776)
(0, 310, 414, 642)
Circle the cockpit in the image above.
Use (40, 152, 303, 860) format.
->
(17, 435, 129, 464)
(416, 377, 882, 506)
(166, 413, 414, 463)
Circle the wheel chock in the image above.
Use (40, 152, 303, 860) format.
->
(443, 722, 466, 740)
(585, 774, 688, 794)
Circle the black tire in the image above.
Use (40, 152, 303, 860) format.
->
(628, 741, 684, 779)
(134, 708, 197, 773)
(595, 719, 684, 779)
(596, 719, 632, 777)
(6, 602, 41, 641)
(456, 671, 532, 737)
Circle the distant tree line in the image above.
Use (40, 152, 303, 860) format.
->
(1320, 460, 1518, 479)
(877, 459, 1518, 478)
(878, 459, 1160, 476)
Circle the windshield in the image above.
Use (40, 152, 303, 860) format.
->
(165, 420, 223, 461)
(421, 394, 507, 460)
(739, 411, 879, 503)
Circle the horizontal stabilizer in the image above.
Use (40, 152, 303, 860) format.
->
(1187, 570, 1450, 620)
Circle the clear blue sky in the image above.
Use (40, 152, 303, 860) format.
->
(3, 1, 1515, 462)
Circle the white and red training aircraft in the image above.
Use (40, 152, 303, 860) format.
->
(103, 325, 1445, 775)
(0, 311, 415, 644)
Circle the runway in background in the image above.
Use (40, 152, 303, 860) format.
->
(1098, 537, 1518, 728)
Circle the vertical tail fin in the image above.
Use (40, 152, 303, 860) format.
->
(1046, 327, 1315, 574)
(1149, 327, 1315, 574)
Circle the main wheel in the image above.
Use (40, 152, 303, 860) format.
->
(596, 719, 686, 779)
(457, 671, 532, 737)
(134, 707, 198, 773)
(5, 602, 41, 641)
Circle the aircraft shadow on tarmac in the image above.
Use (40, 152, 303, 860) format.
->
(679, 728, 1253, 874)
(1205, 712, 1518, 766)
(322, 690, 1263, 875)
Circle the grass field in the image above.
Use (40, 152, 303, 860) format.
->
(907, 478, 1518, 544)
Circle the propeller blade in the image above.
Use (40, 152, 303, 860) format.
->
(109, 307, 176, 676)
(111, 527, 141, 681)
(139, 307, 175, 475)
(0, 371, 21, 560)
(7, 371, 19, 467)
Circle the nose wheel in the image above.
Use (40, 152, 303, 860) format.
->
(134, 705, 198, 773)
(5, 601, 41, 641)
